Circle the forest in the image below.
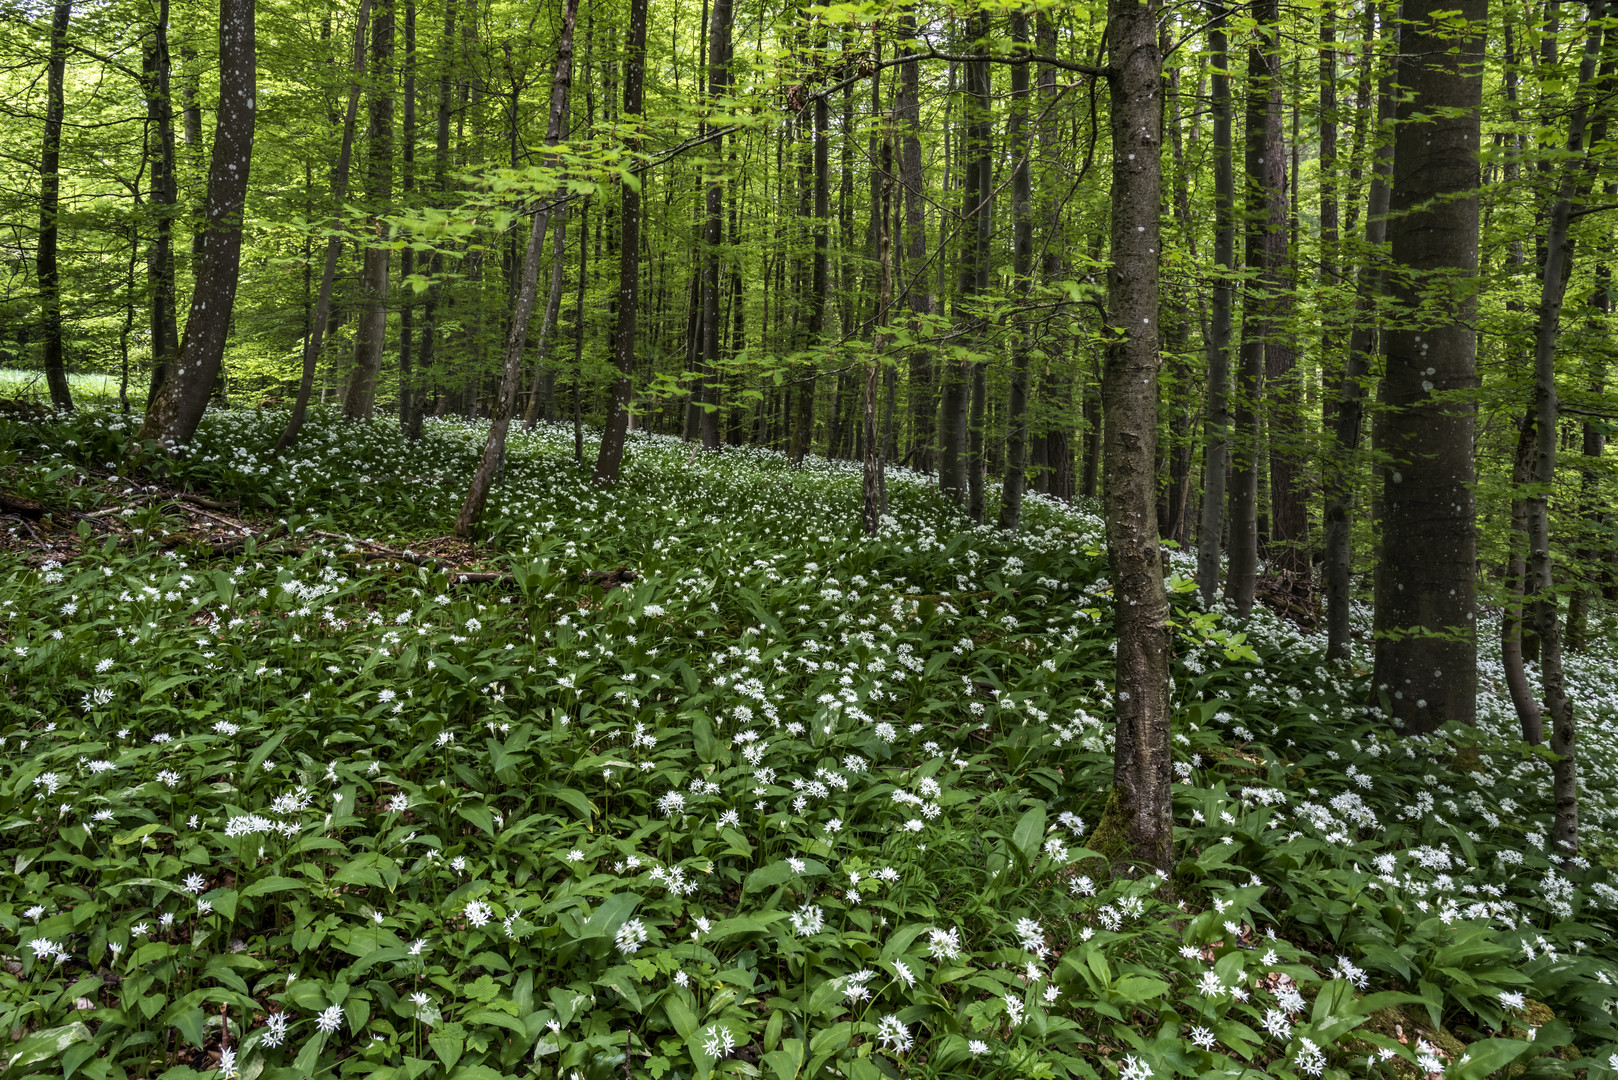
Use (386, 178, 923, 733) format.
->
(3, 0, 1618, 1076)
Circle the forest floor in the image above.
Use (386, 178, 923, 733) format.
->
(2, 406, 1618, 1080)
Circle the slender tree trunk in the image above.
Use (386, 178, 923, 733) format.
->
(864, 126, 894, 535)
(273, 0, 374, 456)
(142, 0, 180, 404)
(1528, 0, 1604, 854)
(399, 0, 417, 433)
(1373, 0, 1486, 734)
(136, 0, 255, 449)
(1324, 11, 1395, 659)
(38, 0, 73, 411)
(592, 0, 647, 485)
(698, 0, 732, 451)
(458, 0, 578, 532)
(1196, 2, 1233, 604)
(997, 12, 1033, 531)
(1504, 412, 1543, 743)
(965, 32, 991, 525)
(898, 13, 933, 473)
(573, 197, 589, 466)
(1226, 0, 1282, 616)
(942, 17, 988, 505)
(342, 0, 396, 421)
(522, 211, 570, 428)
(1035, 11, 1071, 503)
(1102, 0, 1172, 875)
(411, 0, 455, 440)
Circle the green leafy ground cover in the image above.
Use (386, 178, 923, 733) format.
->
(3, 408, 1618, 1080)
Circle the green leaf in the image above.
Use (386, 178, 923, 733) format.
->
(1011, 802, 1048, 867)
(6, 1022, 92, 1071)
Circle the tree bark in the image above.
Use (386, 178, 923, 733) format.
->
(1102, 0, 1172, 875)
(136, 0, 255, 449)
(458, 0, 579, 533)
(341, 0, 395, 422)
(38, 0, 73, 411)
(273, 0, 375, 456)
(591, 0, 647, 485)
(1373, 0, 1486, 734)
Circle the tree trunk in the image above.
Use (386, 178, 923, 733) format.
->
(458, 0, 579, 533)
(274, 0, 375, 456)
(1528, 0, 1603, 855)
(1324, 9, 1395, 660)
(1035, 11, 1072, 504)
(136, 0, 255, 449)
(522, 210, 570, 429)
(864, 123, 894, 536)
(38, 0, 73, 411)
(411, 0, 456, 441)
(1196, 2, 1233, 605)
(1503, 411, 1543, 744)
(591, 0, 647, 485)
(342, 0, 395, 421)
(398, 0, 417, 434)
(898, 13, 933, 473)
(1102, 0, 1172, 875)
(142, 0, 180, 404)
(1373, 0, 1486, 734)
(1226, 0, 1281, 616)
(965, 30, 991, 525)
(698, 0, 732, 452)
(997, 12, 1033, 531)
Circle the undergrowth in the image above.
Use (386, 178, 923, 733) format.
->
(1, 407, 1617, 1080)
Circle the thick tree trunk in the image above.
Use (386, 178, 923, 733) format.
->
(39, 0, 72, 411)
(1324, 12, 1395, 659)
(997, 12, 1033, 531)
(136, 0, 255, 449)
(458, 0, 578, 533)
(591, 0, 647, 485)
(1195, 3, 1233, 604)
(342, 0, 396, 421)
(1373, 0, 1486, 734)
(1101, 0, 1172, 875)
(142, 0, 180, 404)
(274, 0, 374, 456)
(1226, 0, 1281, 616)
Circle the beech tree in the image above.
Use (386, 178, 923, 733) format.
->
(1101, 0, 1172, 873)
(1372, 0, 1487, 733)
